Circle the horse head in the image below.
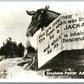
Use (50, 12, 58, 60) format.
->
(26, 6, 60, 37)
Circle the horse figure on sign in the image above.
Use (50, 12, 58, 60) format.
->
(26, 6, 60, 37)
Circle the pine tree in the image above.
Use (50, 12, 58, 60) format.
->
(18, 42, 25, 57)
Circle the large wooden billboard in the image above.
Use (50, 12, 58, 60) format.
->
(37, 11, 84, 68)
(62, 12, 84, 50)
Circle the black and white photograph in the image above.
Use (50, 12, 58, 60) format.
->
(0, 1, 84, 81)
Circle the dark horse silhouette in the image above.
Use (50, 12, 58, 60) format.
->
(26, 6, 60, 37)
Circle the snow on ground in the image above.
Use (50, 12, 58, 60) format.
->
(0, 57, 48, 81)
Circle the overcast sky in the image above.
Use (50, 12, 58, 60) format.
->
(0, 2, 84, 48)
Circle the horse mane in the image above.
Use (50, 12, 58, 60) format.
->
(26, 7, 60, 37)
(48, 10, 60, 15)
(41, 9, 60, 27)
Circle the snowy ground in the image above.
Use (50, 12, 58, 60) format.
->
(0, 57, 48, 81)
(0, 55, 84, 82)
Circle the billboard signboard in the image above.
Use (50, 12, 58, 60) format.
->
(37, 15, 62, 68)
(37, 11, 84, 68)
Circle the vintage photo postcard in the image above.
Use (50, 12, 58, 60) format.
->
(0, 1, 84, 82)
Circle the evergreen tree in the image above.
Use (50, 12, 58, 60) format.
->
(0, 37, 25, 58)
(18, 42, 25, 57)
(0, 37, 17, 58)
(26, 45, 37, 53)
